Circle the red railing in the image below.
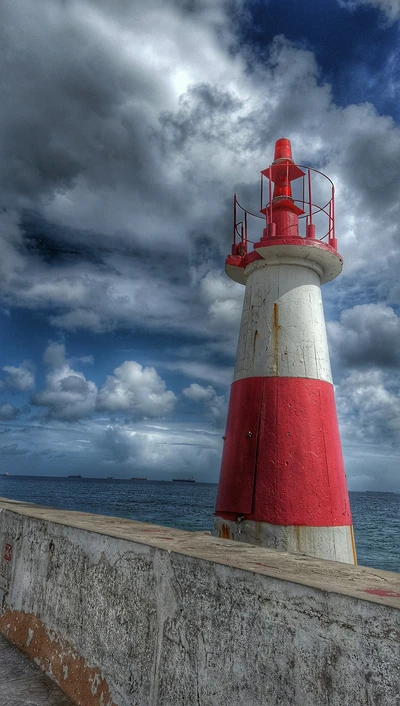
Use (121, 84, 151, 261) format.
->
(233, 164, 337, 253)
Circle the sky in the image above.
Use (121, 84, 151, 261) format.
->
(1, 0, 400, 489)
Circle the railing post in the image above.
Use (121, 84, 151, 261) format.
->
(330, 186, 338, 251)
(269, 172, 273, 227)
(233, 194, 237, 245)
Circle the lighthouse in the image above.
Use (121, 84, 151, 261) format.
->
(214, 138, 356, 564)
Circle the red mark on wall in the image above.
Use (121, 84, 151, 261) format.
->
(4, 544, 12, 562)
(363, 589, 400, 598)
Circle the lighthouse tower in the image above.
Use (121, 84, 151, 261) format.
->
(214, 138, 356, 564)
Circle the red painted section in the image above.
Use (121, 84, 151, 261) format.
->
(274, 137, 292, 161)
(269, 206, 299, 239)
(225, 251, 261, 271)
(226, 238, 342, 281)
(362, 589, 400, 598)
(215, 376, 352, 527)
(216, 378, 264, 515)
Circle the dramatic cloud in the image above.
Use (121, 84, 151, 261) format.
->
(1, 0, 398, 345)
(199, 270, 243, 332)
(95, 422, 222, 480)
(0, 419, 222, 480)
(0, 0, 399, 486)
(338, 0, 400, 24)
(2, 361, 35, 392)
(328, 304, 400, 369)
(0, 403, 19, 421)
(31, 343, 98, 421)
(96, 361, 177, 418)
(337, 369, 400, 445)
(183, 383, 226, 427)
(30, 344, 177, 422)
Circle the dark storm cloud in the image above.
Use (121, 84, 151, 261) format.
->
(1, 0, 400, 486)
(0, 1, 160, 207)
(328, 304, 400, 369)
(337, 119, 400, 209)
(0, 443, 27, 455)
(159, 84, 239, 150)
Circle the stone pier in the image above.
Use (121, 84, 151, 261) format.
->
(0, 497, 399, 705)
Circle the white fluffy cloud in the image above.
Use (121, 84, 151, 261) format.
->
(2, 361, 35, 392)
(31, 344, 176, 421)
(183, 383, 226, 427)
(31, 343, 98, 421)
(96, 361, 177, 418)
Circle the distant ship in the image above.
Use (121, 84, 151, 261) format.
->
(67, 474, 82, 478)
(130, 477, 147, 481)
(172, 477, 195, 483)
(366, 490, 394, 494)
(107, 476, 114, 480)
(2, 473, 11, 477)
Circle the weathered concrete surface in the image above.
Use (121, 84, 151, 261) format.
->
(0, 496, 399, 706)
(0, 633, 74, 705)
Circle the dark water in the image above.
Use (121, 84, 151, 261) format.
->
(1, 477, 399, 573)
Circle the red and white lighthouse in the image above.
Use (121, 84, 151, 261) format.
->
(214, 138, 356, 564)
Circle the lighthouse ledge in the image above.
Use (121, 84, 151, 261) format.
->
(0, 497, 399, 706)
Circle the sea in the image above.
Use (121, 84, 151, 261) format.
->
(1, 476, 399, 573)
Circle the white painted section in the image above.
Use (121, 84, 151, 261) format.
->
(213, 517, 357, 565)
(225, 261, 245, 284)
(233, 257, 333, 383)
(254, 242, 343, 284)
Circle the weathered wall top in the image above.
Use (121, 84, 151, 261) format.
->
(1, 497, 399, 706)
(1, 496, 399, 609)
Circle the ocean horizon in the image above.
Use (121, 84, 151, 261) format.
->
(1, 476, 399, 574)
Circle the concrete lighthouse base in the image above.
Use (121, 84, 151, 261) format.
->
(213, 517, 357, 564)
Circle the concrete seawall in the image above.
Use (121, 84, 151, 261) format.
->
(0, 497, 399, 706)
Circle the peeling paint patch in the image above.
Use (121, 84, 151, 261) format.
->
(0, 610, 117, 706)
